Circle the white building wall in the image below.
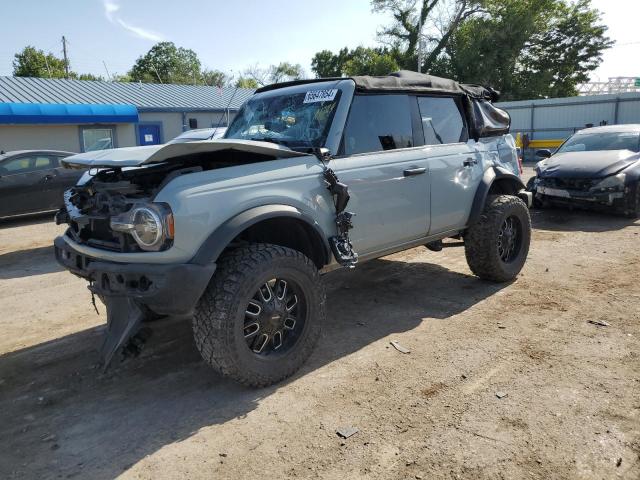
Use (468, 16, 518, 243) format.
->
(116, 123, 136, 147)
(0, 125, 82, 152)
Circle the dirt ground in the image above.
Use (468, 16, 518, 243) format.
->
(0, 168, 638, 480)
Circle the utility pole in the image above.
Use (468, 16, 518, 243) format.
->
(61, 36, 70, 79)
(417, 15, 423, 73)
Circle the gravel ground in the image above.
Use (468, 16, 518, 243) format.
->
(0, 168, 638, 479)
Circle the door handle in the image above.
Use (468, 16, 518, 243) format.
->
(403, 167, 426, 177)
(42, 174, 54, 182)
(463, 158, 478, 167)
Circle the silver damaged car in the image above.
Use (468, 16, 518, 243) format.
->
(54, 71, 532, 386)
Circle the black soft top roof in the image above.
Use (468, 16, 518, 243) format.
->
(256, 70, 500, 101)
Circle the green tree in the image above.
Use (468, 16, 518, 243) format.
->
(372, 0, 486, 70)
(12, 46, 68, 78)
(75, 73, 104, 81)
(311, 0, 612, 99)
(242, 62, 305, 87)
(311, 47, 399, 77)
(12, 46, 106, 81)
(444, 0, 612, 99)
(311, 49, 349, 77)
(235, 77, 259, 88)
(268, 62, 304, 83)
(201, 69, 230, 87)
(129, 41, 202, 84)
(343, 47, 400, 76)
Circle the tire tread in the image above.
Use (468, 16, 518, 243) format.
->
(192, 243, 325, 387)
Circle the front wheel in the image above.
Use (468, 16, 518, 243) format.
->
(464, 195, 531, 282)
(192, 243, 325, 387)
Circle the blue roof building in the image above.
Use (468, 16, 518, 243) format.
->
(0, 76, 254, 153)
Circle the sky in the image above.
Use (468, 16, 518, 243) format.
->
(0, 0, 637, 82)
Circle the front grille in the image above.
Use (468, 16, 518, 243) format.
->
(63, 188, 139, 253)
(67, 217, 138, 252)
(539, 177, 598, 192)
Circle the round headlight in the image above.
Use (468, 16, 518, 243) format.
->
(131, 207, 162, 247)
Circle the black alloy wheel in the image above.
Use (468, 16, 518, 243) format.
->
(243, 277, 306, 356)
(497, 215, 523, 263)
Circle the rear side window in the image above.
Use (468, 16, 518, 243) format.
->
(342, 95, 413, 155)
(34, 156, 54, 169)
(418, 97, 467, 145)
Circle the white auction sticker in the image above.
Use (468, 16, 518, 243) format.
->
(303, 89, 338, 103)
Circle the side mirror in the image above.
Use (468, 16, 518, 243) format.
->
(536, 149, 552, 158)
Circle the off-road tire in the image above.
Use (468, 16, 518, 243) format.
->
(464, 195, 531, 282)
(192, 243, 325, 387)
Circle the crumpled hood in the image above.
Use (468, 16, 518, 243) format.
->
(537, 150, 640, 179)
(61, 139, 309, 169)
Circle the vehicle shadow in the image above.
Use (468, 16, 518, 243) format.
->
(531, 208, 639, 233)
(0, 257, 507, 480)
(0, 245, 62, 279)
(0, 212, 55, 229)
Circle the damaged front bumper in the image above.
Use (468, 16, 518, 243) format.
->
(530, 177, 634, 213)
(54, 235, 216, 365)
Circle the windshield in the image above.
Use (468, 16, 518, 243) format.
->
(557, 131, 640, 153)
(224, 89, 342, 149)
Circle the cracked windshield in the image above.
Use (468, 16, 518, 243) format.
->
(225, 89, 341, 149)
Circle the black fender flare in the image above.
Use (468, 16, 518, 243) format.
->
(190, 204, 331, 267)
(467, 166, 527, 227)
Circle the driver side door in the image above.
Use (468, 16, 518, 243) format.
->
(329, 94, 431, 255)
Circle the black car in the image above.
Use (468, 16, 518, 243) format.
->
(0, 150, 83, 218)
(527, 125, 640, 217)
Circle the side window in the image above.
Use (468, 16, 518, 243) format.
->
(34, 156, 54, 170)
(417, 97, 468, 145)
(342, 95, 413, 155)
(1, 156, 56, 175)
(2, 156, 33, 173)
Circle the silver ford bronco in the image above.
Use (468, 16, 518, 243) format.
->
(55, 71, 532, 386)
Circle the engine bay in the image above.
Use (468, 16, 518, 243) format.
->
(56, 150, 278, 252)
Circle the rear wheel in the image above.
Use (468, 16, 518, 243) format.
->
(192, 243, 325, 387)
(464, 195, 531, 282)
